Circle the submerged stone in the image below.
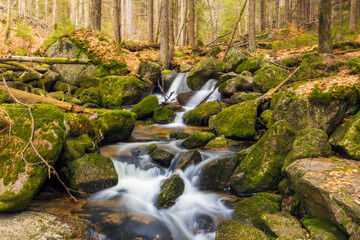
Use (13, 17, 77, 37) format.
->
(199, 157, 235, 190)
(150, 149, 175, 167)
(176, 150, 202, 170)
(157, 174, 184, 208)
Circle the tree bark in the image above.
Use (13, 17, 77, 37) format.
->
(188, 0, 195, 47)
(159, 0, 170, 68)
(275, 0, 280, 28)
(4, 0, 11, 45)
(169, 0, 175, 45)
(259, 0, 266, 31)
(90, 0, 101, 30)
(339, 0, 343, 26)
(318, 0, 332, 53)
(182, 0, 188, 46)
(53, 0, 56, 27)
(350, 0, 357, 31)
(114, 0, 121, 43)
(148, 0, 154, 43)
(248, 0, 256, 52)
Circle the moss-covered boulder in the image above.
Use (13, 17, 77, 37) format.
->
(260, 109, 273, 129)
(215, 221, 268, 240)
(225, 48, 248, 72)
(176, 150, 202, 170)
(283, 129, 331, 171)
(147, 144, 158, 154)
(230, 121, 296, 194)
(53, 81, 78, 94)
(61, 153, 118, 194)
(157, 174, 184, 208)
(131, 95, 159, 120)
(179, 63, 191, 72)
(98, 110, 136, 143)
(229, 92, 261, 105)
(38, 70, 60, 91)
(181, 132, 216, 149)
(79, 87, 101, 106)
(329, 112, 360, 160)
(98, 76, 150, 108)
(161, 70, 177, 90)
(150, 149, 175, 167)
(257, 212, 306, 239)
(187, 57, 225, 90)
(205, 136, 239, 149)
(302, 217, 348, 240)
(214, 100, 258, 140)
(218, 74, 254, 97)
(65, 113, 95, 138)
(184, 101, 226, 126)
(169, 131, 190, 140)
(253, 65, 289, 93)
(176, 91, 196, 106)
(136, 61, 162, 85)
(286, 157, 360, 236)
(199, 157, 235, 190)
(153, 107, 175, 124)
(0, 104, 67, 212)
(236, 57, 265, 74)
(60, 134, 94, 161)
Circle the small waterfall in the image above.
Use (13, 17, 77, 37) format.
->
(186, 80, 221, 107)
(166, 73, 192, 101)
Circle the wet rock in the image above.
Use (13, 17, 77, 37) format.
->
(215, 220, 268, 240)
(160, 102, 185, 112)
(150, 149, 175, 167)
(176, 150, 202, 170)
(234, 146, 253, 167)
(179, 63, 192, 72)
(199, 157, 235, 190)
(176, 91, 196, 105)
(205, 136, 239, 149)
(208, 115, 216, 132)
(161, 70, 177, 90)
(98, 110, 137, 143)
(219, 72, 237, 83)
(169, 131, 190, 140)
(257, 212, 306, 239)
(194, 214, 215, 233)
(153, 107, 175, 124)
(157, 174, 184, 208)
(207, 45, 221, 57)
(131, 95, 159, 120)
(236, 56, 266, 74)
(329, 111, 360, 160)
(286, 157, 360, 236)
(0, 104, 67, 212)
(259, 109, 272, 129)
(147, 144, 158, 154)
(187, 57, 225, 90)
(214, 100, 258, 140)
(253, 65, 289, 93)
(136, 60, 162, 85)
(65, 113, 95, 138)
(230, 120, 296, 194)
(60, 134, 94, 161)
(218, 74, 254, 97)
(184, 101, 226, 126)
(302, 217, 348, 240)
(229, 92, 261, 105)
(61, 153, 118, 194)
(225, 47, 248, 72)
(181, 132, 216, 149)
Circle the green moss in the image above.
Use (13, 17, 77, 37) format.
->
(53, 81, 78, 94)
(260, 109, 273, 129)
(253, 65, 289, 93)
(61, 134, 94, 161)
(308, 84, 360, 105)
(199, 157, 235, 190)
(157, 174, 184, 208)
(65, 113, 95, 137)
(130, 95, 159, 120)
(181, 132, 216, 149)
(184, 101, 226, 126)
(150, 149, 175, 167)
(147, 144, 158, 153)
(176, 150, 202, 170)
(153, 107, 175, 124)
(236, 57, 265, 74)
(215, 220, 268, 240)
(169, 131, 190, 140)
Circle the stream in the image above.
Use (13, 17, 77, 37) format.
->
(74, 74, 241, 240)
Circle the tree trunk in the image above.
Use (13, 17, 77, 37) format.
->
(339, 0, 343, 26)
(188, 0, 195, 47)
(275, 0, 280, 28)
(259, 0, 266, 31)
(169, 0, 175, 45)
(159, 0, 170, 68)
(148, 0, 154, 43)
(350, 0, 357, 31)
(248, 0, 256, 52)
(90, 0, 101, 30)
(4, 0, 11, 45)
(318, 0, 332, 53)
(114, 0, 121, 43)
(53, 0, 56, 27)
(182, 0, 188, 46)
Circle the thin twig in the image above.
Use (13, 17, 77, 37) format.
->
(265, 60, 296, 70)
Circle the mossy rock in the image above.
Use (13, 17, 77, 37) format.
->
(98, 110, 136, 143)
(218, 74, 254, 97)
(230, 92, 261, 105)
(0, 104, 66, 212)
(157, 174, 184, 208)
(161, 70, 177, 89)
(278, 179, 295, 197)
(169, 131, 190, 140)
(214, 100, 258, 140)
(176, 150, 202, 170)
(136, 61, 162, 84)
(187, 57, 225, 90)
(61, 153, 118, 194)
(257, 212, 306, 239)
(65, 113, 95, 137)
(236, 57, 265, 74)
(19, 71, 41, 83)
(79, 78, 100, 88)
(131, 95, 159, 120)
(48, 91, 69, 102)
(199, 157, 235, 190)
(302, 217, 348, 240)
(181, 132, 216, 149)
(233, 195, 280, 222)
(147, 144, 158, 154)
(230, 120, 296, 194)
(98, 76, 151, 108)
(53, 81, 78, 94)
(150, 149, 175, 167)
(0, 71, 16, 81)
(184, 101, 226, 126)
(208, 115, 216, 132)
(215, 220, 268, 240)
(179, 63, 191, 72)
(283, 129, 331, 171)
(79, 87, 101, 106)
(260, 109, 273, 129)
(234, 146, 253, 167)
(38, 70, 60, 91)
(253, 65, 289, 93)
(60, 134, 94, 161)
(207, 45, 221, 57)
(225, 48, 248, 72)
(205, 136, 239, 149)
(153, 107, 175, 124)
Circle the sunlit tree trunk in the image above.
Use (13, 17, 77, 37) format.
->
(275, 0, 280, 27)
(148, 0, 154, 43)
(90, 0, 101, 30)
(285, 0, 290, 23)
(350, 0, 357, 31)
(339, 0, 343, 26)
(248, 0, 256, 52)
(53, 0, 56, 27)
(259, 0, 266, 31)
(159, 0, 169, 68)
(169, 0, 175, 45)
(4, 0, 12, 45)
(188, 0, 194, 47)
(114, 0, 121, 43)
(318, 0, 332, 53)
(182, 0, 188, 46)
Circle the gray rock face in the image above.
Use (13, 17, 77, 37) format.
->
(136, 61, 162, 84)
(46, 39, 97, 86)
(286, 158, 360, 237)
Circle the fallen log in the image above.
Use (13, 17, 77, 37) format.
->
(0, 63, 48, 73)
(0, 56, 92, 64)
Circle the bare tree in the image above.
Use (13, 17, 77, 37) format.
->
(259, 0, 266, 31)
(169, 0, 175, 44)
(248, 0, 256, 51)
(90, 0, 101, 30)
(159, 0, 170, 68)
(318, 0, 332, 53)
(350, 0, 357, 31)
(339, 0, 343, 26)
(188, 0, 195, 47)
(114, 0, 121, 43)
(285, 0, 290, 22)
(148, 0, 154, 43)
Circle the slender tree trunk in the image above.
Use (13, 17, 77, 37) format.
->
(45, 0, 48, 18)
(114, 0, 121, 43)
(159, 0, 170, 68)
(285, 0, 290, 22)
(90, 0, 101, 30)
(85, 0, 89, 27)
(4, 0, 12, 45)
(148, 0, 154, 43)
(339, 0, 343, 26)
(188, 0, 195, 47)
(248, 0, 256, 52)
(169, 0, 175, 45)
(259, 0, 266, 31)
(318, 0, 332, 53)
(182, 0, 188, 46)
(174, 0, 178, 42)
(53, 0, 56, 27)
(350, 0, 357, 31)
(275, 0, 280, 27)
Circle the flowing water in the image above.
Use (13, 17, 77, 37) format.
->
(75, 74, 238, 240)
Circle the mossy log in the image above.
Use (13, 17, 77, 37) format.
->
(0, 63, 48, 73)
(0, 56, 91, 64)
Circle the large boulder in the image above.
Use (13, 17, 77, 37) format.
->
(181, 132, 215, 149)
(130, 95, 159, 119)
(224, 47, 248, 72)
(161, 70, 177, 90)
(215, 221, 268, 240)
(302, 217, 348, 240)
(136, 61, 162, 85)
(286, 157, 360, 237)
(229, 92, 261, 105)
(187, 57, 225, 90)
(153, 107, 175, 124)
(199, 157, 235, 190)
(176, 150, 202, 170)
(98, 110, 137, 143)
(60, 134, 94, 161)
(183, 101, 226, 126)
(0, 104, 67, 212)
(214, 100, 258, 140)
(230, 121, 296, 194)
(150, 149, 175, 167)
(236, 57, 265, 74)
(253, 65, 289, 93)
(218, 74, 254, 97)
(329, 111, 360, 160)
(157, 174, 184, 208)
